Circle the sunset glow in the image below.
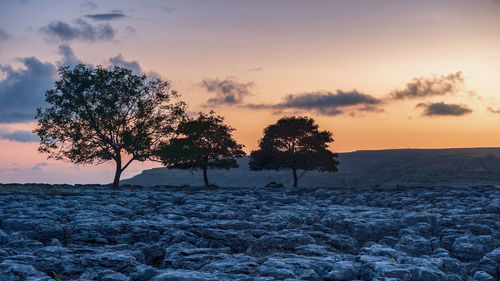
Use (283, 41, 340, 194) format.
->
(1, 0, 500, 183)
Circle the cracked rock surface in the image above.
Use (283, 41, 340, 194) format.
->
(0, 184, 499, 280)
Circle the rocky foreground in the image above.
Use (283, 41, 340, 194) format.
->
(0, 184, 499, 281)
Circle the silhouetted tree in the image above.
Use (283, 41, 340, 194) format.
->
(34, 64, 186, 188)
(249, 116, 339, 187)
(157, 111, 245, 187)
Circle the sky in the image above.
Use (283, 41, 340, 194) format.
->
(0, 0, 500, 184)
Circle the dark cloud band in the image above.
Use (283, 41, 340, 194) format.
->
(247, 90, 383, 116)
(416, 102, 472, 116)
(40, 19, 116, 42)
(85, 10, 125, 21)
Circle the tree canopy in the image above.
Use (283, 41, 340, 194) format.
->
(157, 111, 245, 187)
(249, 116, 338, 187)
(34, 64, 186, 188)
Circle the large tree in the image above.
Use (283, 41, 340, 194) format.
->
(34, 64, 186, 188)
(249, 116, 339, 187)
(157, 111, 245, 187)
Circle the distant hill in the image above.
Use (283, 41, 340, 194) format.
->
(121, 147, 500, 187)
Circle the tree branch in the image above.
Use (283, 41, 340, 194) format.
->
(121, 156, 135, 172)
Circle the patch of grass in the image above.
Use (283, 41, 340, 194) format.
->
(52, 271, 62, 281)
(314, 237, 323, 245)
(0, 186, 20, 192)
(42, 188, 61, 196)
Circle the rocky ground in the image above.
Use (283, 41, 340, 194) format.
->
(0, 184, 499, 281)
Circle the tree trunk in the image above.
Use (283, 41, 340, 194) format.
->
(292, 168, 298, 187)
(112, 159, 122, 189)
(203, 166, 209, 187)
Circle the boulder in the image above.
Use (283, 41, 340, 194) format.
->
(473, 271, 495, 281)
(395, 235, 432, 256)
(451, 235, 495, 261)
(0, 230, 9, 244)
(325, 261, 358, 281)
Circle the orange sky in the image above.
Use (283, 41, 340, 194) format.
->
(1, 0, 500, 183)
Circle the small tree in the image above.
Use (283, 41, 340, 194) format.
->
(157, 111, 245, 187)
(34, 64, 186, 188)
(249, 116, 339, 187)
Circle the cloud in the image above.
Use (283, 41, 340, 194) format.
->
(467, 90, 482, 101)
(0, 28, 9, 41)
(85, 10, 125, 21)
(108, 54, 143, 75)
(201, 78, 254, 105)
(389, 72, 464, 100)
(58, 44, 82, 67)
(31, 162, 49, 171)
(0, 45, 149, 124)
(247, 90, 383, 116)
(416, 102, 472, 116)
(248, 67, 263, 72)
(0, 127, 39, 142)
(161, 6, 175, 13)
(243, 71, 467, 117)
(126, 26, 136, 33)
(80, 0, 97, 9)
(40, 19, 116, 42)
(0, 57, 56, 123)
(487, 107, 500, 114)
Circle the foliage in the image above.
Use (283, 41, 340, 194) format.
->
(34, 64, 186, 188)
(52, 271, 62, 281)
(157, 111, 245, 187)
(249, 116, 338, 187)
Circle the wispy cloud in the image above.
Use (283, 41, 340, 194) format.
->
(80, 0, 97, 9)
(40, 19, 116, 42)
(487, 107, 500, 114)
(248, 67, 263, 72)
(161, 6, 175, 13)
(108, 54, 143, 75)
(201, 78, 254, 105)
(58, 44, 82, 67)
(31, 162, 49, 171)
(416, 102, 472, 116)
(0, 127, 39, 142)
(85, 10, 125, 21)
(388, 72, 464, 100)
(0, 28, 9, 41)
